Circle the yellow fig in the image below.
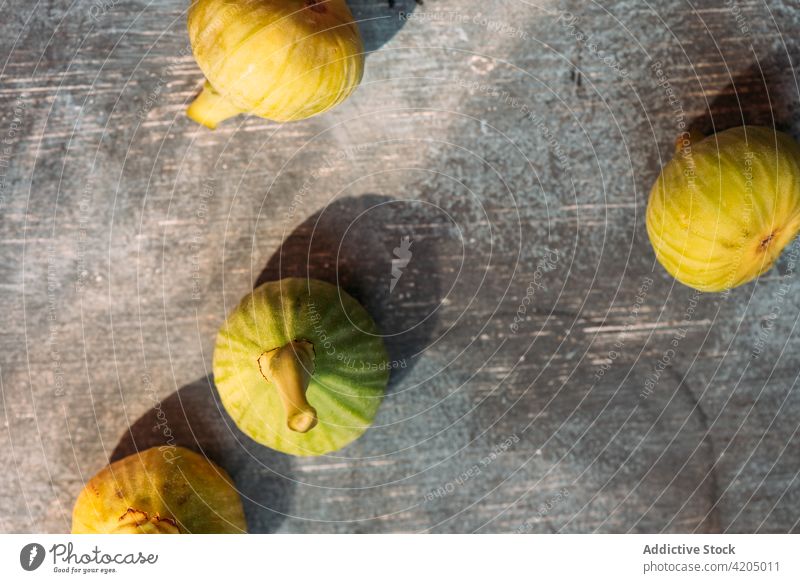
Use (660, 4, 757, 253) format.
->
(646, 126, 800, 292)
(186, 0, 365, 128)
(72, 447, 247, 534)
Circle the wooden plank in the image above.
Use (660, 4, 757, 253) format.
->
(0, 0, 798, 533)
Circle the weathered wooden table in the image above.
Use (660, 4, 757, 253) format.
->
(1, 0, 799, 533)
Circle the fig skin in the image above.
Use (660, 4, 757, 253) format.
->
(71, 447, 247, 534)
(646, 126, 800, 292)
(213, 278, 389, 457)
(186, 0, 364, 128)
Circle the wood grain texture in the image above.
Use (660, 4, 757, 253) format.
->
(0, 0, 799, 533)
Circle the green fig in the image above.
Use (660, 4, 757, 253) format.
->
(213, 278, 389, 456)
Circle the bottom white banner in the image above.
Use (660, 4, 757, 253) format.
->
(1, 534, 796, 582)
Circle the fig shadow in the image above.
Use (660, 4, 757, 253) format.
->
(689, 48, 800, 137)
(350, 0, 418, 55)
(256, 194, 453, 389)
(111, 374, 295, 533)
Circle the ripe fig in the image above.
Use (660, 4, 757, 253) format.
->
(186, 0, 364, 128)
(213, 278, 389, 456)
(646, 126, 800, 291)
(72, 447, 247, 533)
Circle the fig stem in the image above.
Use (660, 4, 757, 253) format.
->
(186, 81, 242, 130)
(258, 340, 318, 433)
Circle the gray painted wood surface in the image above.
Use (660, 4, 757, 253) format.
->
(1, 0, 799, 533)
